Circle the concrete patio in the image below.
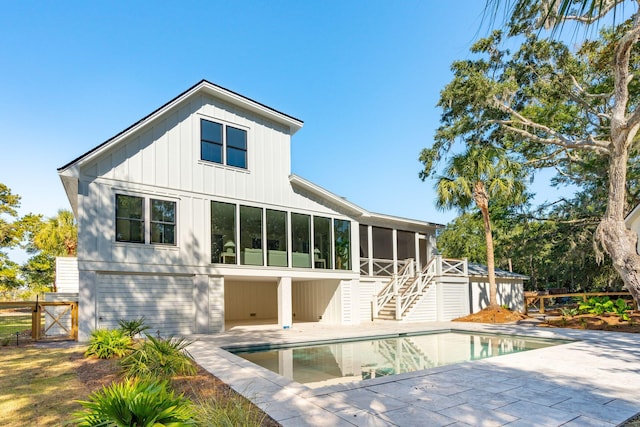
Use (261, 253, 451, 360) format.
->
(188, 321, 640, 426)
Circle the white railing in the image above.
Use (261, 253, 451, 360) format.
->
(440, 257, 467, 276)
(372, 258, 395, 276)
(359, 259, 369, 275)
(397, 258, 437, 318)
(373, 259, 415, 317)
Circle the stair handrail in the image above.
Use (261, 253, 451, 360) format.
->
(374, 258, 415, 317)
(398, 258, 438, 317)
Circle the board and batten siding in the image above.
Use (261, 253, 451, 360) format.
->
(81, 94, 331, 213)
(96, 274, 195, 335)
(55, 257, 79, 292)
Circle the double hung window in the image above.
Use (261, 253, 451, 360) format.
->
(115, 194, 176, 245)
(116, 195, 144, 243)
(151, 200, 177, 245)
(201, 119, 247, 169)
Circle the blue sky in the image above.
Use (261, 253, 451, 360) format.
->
(1, 1, 564, 248)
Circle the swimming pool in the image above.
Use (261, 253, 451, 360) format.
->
(228, 330, 570, 388)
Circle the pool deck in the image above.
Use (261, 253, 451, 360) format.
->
(188, 321, 640, 426)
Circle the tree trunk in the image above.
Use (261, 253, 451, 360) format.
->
(474, 181, 498, 307)
(598, 145, 640, 306)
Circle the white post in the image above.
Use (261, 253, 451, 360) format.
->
(277, 277, 292, 329)
(436, 255, 443, 276)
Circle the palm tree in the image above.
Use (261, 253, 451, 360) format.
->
(435, 145, 525, 307)
(33, 209, 77, 256)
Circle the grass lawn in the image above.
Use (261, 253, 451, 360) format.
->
(0, 314, 32, 342)
(0, 345, 90, 427)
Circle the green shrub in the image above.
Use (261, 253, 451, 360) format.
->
(579, 296, 613, 315)
(118, 317, 150, 338)
(74, 377, 196, 426)
(121, 335, 196, 379)
(613, 298, 632, 321)
(194, 392, 266, 427)
(85, 329, 132, 359)
(560, 307, 579, 318)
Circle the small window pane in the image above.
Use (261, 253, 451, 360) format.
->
(291, 213, 311, 268)
(201, 119, 222, 143)
(240, 205, 263, 266)
(227, 126, 246, 149)
(115, 195, 144, 243)
(227, 147, 247, 169)
(267, 209, 287, 267)
(313, 216, 331, 269)
(202, 141, 222, 163)
(335, 220, 351, 270)
(211, 201, 236, 264)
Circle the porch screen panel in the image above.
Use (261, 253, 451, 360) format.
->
(240, 205, 263, 266)
(313, 216, 332, 269)
(335, 220, 351, 270)
(372, 227, 393, 260)
(266, 209, 287, 267)
(291, 213, 311, 268)
(397, 231, 415, 261)
(359, 224, 368, 258)
(211, 201, 236, 264)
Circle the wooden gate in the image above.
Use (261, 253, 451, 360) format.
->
(0, 301, 78, 341)
(33, 302, 78, 341)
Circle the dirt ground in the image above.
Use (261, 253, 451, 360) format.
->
(454, 306, 640, 333)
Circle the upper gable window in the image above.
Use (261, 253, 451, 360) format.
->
(201, 119, 247, 169)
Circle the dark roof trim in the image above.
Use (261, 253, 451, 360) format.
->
(467, 262, 529, 279)
(58, 79, 303, 171)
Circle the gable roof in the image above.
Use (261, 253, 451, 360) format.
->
(58, 79, 304, 173)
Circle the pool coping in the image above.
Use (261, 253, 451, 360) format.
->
(188, 321, 640, 426)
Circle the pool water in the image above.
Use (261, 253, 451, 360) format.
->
(229, 331, 569, 388)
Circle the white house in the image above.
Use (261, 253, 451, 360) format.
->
(625, 203, 640, 254)
(59, 80, 520, 341)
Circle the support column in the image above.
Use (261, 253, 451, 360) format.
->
(193, 274, 210, 334)
(278, 277, 292, 329)
(78, 270, 96, 342)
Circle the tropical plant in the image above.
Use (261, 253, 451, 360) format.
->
(74, 377, 196, 427)
(421, 144, 526, 307)
(118, 317, 150, 338)
(579, 296, 613, 315)
(32, 209, 77, 256)
(194, 391, 267, 427)
(120, 335, 196, 379)
(85, 328, 132, 359)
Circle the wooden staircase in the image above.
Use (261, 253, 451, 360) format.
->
(376, 276, 417, 320)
